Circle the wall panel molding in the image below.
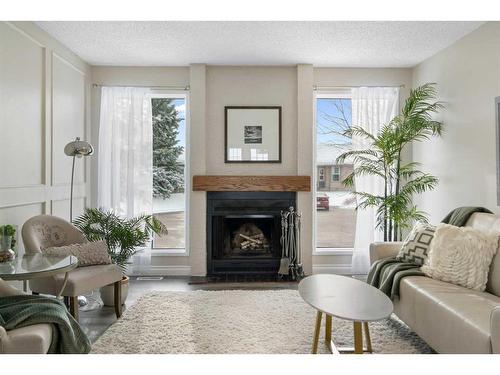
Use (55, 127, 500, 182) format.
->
(0, 22, 45, 188)
(51, 51, 87, 187)
(0, 21, 90, 242)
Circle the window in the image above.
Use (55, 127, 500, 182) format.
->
(151, 94, 188, 252)
(315, 93, 356, 250)
(318, 168, 325, 181)
(332, 166, 340, 182)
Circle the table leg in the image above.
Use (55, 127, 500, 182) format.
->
(56, 272, 69, 298)
(353, 321, 363, 354)
(325, 314, 332, 344)
(23, 280, 28, 292)
(312, 310, 323, 354)
(363, 322, 373, 353)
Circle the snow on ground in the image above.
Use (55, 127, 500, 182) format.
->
(153, 193, 185, 213)
(322, 191, 356, 208)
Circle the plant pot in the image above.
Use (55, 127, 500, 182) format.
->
(1, 236, 12, 251)
(0, 235, 15, 263)
(100, 276, 129, 306)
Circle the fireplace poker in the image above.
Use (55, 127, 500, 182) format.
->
(278, 210, 290, 275)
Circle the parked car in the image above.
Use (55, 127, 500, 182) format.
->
(316, 193, 329, 211)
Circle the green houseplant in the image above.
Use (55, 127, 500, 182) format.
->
(0, 224, 17, 262)
(73, 208, 167, 305)
(337, 83, 444, 241)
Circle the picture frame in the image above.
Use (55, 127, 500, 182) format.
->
(224, 106, 282, 163)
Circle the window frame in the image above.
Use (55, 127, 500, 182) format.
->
(313, 90, 354, 255)
(149, 91, 190, 256)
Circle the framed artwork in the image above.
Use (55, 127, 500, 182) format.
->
(224, 106, 282, 163)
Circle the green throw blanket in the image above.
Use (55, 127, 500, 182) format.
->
(367, 206, 493, 299)
(0, 295, 91, 354)
(441, 206, 493, 227)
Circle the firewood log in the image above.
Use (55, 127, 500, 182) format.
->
(239, 234, 262, 245)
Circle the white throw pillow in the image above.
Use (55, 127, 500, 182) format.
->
(43, 240, 111, 267)
(421, 223, 499, 291)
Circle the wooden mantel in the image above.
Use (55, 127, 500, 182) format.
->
(192, 175, 311, 192)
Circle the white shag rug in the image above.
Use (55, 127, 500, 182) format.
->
(91, 290, 433, 354)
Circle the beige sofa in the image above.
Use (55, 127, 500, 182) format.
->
(370, 212, 500, 354)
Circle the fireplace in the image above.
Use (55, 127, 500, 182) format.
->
(207, 191, 296, 275)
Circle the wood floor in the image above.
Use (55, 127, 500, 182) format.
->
(79, 276, 299, 343)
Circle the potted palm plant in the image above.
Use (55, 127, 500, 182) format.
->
(337, 83, 444, 241)
(73, 208, 167, 305)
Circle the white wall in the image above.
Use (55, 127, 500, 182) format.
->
(206, 66, 298, 175)
(0, 22, 90, 255)
(412, 22, 500, 222)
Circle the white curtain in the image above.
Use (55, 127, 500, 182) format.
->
(98, 86, 153, 274)
(350, 87, 400, 275)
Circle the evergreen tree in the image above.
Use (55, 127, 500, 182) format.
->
(152, 98, 184, 199)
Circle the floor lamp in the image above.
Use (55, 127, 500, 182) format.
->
(64, 137, 94, 308)
(64, 137, 94, 222)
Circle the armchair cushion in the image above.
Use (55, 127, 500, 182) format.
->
(43, 240, 111, 267)
(29, 264, 123, 296)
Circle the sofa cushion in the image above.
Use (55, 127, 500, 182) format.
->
(466, 213, 500, 296)
(398, 276, 500, 353)
(396, 222, 435, 266)
(29, 264, 122, 296)
(421, 224, 499, 291)
(488, 252, 500, 297)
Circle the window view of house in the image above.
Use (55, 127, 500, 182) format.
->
(316, 96, 356, 249)
(151, 96, 186, 249)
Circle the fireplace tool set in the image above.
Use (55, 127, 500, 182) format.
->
(278, 206, 304, 280)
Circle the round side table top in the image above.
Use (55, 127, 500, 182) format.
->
(0, 253, 78, 281)
(298, 274, 393, 322)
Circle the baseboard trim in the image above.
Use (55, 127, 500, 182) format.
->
(312, 264, 352, 275)
(130, 264, 350, 277)
(128, 265, 192, 277)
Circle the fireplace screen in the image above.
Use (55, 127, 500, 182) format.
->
(223, 216, 274, 258)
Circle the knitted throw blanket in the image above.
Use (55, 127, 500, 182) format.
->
(367, 206, 493, 299)
(0, 295, 91, 354)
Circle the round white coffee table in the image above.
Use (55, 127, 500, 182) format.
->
(299, 274, 393, 354)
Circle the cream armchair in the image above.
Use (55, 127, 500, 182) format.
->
(22, 215, 123, 321)
(0, 278, 52, 354)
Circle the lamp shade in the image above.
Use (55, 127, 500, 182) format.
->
(64, 137, 94, 158)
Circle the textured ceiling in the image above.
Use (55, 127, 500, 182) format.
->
(36, 21, 484, 67)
